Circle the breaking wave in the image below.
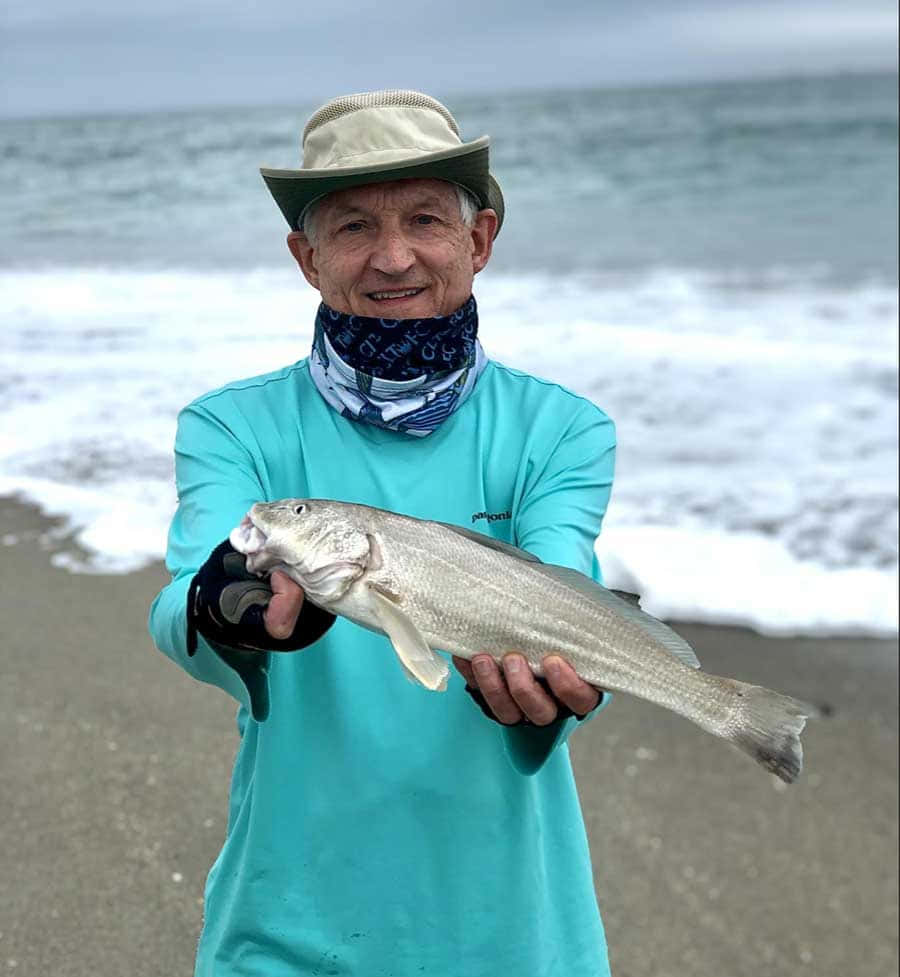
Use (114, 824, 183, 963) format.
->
(1, 265, 897, 636)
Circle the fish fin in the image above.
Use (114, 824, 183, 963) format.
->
(369, 580, 403, 603)
(368, 586, 449, 692)
(611, 588, 641, 606)
(435, 522, 543, 563)
(534, 563, 701, 669)
(723, 678, 812, 784)
(366, 533, 384, 572)
(396, 661, 422, 686)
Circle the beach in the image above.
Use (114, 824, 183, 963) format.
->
(2, 495, 896, 977)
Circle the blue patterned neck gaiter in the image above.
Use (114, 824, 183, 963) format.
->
(308, 296, 487, 437)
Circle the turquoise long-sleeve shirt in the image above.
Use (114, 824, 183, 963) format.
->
(149, 356, 616, 977)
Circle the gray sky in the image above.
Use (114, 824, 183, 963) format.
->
(2, 0, 897, 118)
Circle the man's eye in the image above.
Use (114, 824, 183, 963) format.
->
(341, 221, 366, 233)
(414, 214, 439, 226)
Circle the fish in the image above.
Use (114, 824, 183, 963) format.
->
(230, 498, 813, 783)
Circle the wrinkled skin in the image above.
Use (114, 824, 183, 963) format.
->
(287, 178, 495, 318)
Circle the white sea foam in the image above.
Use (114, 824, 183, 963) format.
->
(597, 526, 898, 638)
(1, 266, 897, 636)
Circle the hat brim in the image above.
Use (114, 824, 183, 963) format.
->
(260, 136, 504, 237)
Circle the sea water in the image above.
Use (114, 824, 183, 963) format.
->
(1, 73, 897, 635)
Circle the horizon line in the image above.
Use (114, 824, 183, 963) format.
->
(1, 65, 896, 125)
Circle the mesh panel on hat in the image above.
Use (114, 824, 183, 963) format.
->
(303, 91, 461, 143)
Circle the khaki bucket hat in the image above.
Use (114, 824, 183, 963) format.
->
(260, 90, 505, 237)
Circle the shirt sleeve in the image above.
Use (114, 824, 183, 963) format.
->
(148, 402, 273, 721)
(501, 401, 616, 775)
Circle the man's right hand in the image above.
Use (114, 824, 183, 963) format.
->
(186, 540, 335, 655)
(264, 569, 306, 639)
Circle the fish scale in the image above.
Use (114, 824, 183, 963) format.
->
(231, 498, 813, 783)
(380, 520, 693, 701)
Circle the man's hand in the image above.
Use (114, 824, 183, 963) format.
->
(453, 653, 601, 726)
(264, 570, 305, 639)
(187, 540, 335, 655)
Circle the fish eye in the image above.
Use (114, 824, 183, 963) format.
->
(293, 504, 306, 515)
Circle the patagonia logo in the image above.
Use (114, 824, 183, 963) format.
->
(471, 510, 512, 525)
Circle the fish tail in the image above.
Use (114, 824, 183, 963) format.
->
(723, 679, 814, 784)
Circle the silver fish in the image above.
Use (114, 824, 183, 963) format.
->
(230, 498, 812, 783)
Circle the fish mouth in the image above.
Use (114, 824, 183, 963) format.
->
(229, 512, 269, 556)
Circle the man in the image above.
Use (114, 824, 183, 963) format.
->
(149, 90, 616, 976)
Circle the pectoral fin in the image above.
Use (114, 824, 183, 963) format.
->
(368, 586, 449, 692)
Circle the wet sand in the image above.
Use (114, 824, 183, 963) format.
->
(1, 496, 897, 976)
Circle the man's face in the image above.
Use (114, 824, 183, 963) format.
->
(287, 179, 496, 318)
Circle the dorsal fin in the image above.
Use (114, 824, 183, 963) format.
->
(531, 563, 701, 670)
(436, 522, 543, 563)
(611, 588, 641, 606)
(436, 521, 699, 669)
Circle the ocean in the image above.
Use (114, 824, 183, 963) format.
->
(1, 72, 897, 635)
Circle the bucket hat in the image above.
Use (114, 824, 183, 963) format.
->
(260, 90, 505, 237)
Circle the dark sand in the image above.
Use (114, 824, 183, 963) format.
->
(1, 496, 897, 977)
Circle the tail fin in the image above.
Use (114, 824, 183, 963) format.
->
(725, 680, 814, 784)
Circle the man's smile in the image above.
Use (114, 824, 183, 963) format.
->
(366, 286, 428, 304)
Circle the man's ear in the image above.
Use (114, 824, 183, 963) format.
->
(470, 209, 498, 275)
(287, 231, 319, 289)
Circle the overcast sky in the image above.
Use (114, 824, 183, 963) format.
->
(2, 0, 897, 118)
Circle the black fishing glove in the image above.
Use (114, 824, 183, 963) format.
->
(186, 539, 335, 656)
(464, 680, 592, 726)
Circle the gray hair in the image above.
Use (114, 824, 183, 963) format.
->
(301, 184, 480, 245)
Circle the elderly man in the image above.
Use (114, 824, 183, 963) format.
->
(149, 90, 616, 977)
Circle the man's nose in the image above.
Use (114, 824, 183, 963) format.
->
(368, 226, 415, 276)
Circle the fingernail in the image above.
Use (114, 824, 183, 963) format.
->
(545, 659, 561, 679)
(504, 656, 522, 674)
(473, 658, 492, 676)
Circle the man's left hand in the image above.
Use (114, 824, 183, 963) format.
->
(453, 653, 601, 726)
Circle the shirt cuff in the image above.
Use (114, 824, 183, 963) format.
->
(502, 690, 612, 776)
